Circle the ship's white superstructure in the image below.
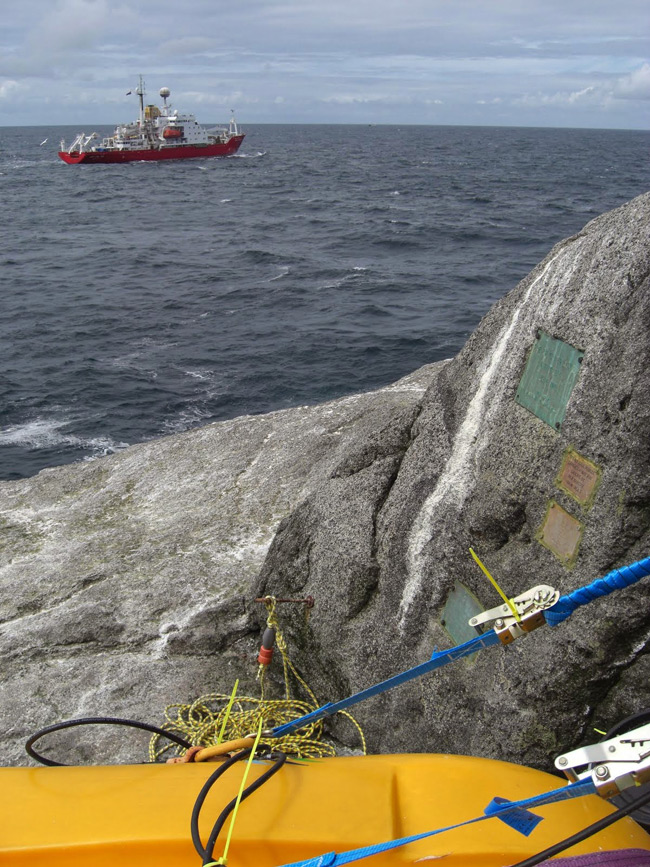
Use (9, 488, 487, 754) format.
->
(59, 77, 244, 164)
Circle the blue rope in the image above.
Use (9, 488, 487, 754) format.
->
(271, 630, 501, 738)
(545, 556, 650, 627)
(274, 557, 650, 739)
(277, 778, 597, 867)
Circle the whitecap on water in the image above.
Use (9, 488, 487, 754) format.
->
(184, 368, 215, 381)
(269, 266, 290, 282)
(82, 438, 131, 461)
(159, 405, 214, 435)
(0, 417, 129, 457)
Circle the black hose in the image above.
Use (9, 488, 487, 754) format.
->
(507, 786, 650, 867)
(190, 750, 249, 859)
(25, 716, 193, 766)
(190, 746, 287, 866)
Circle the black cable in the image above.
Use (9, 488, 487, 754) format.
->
(202, 750, 287, 864)
(190, 746, 287, 866)
(600, 709, 650, 831)
(190, 750, 249, 859)
(507, 786, 650, 867)
(25, 716, 192, 766)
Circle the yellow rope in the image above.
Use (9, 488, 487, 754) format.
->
(217, 679, 240, 744)
(469, 547, 521, 622)
(149, 597, 366, 762)
(217, 717, 264, 866)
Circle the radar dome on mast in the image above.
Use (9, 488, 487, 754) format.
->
(159, 87, 171, 106)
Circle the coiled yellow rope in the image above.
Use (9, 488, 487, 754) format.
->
(149, 597, 366, 762)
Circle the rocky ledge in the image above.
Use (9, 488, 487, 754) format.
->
(0, 365, 438, 764)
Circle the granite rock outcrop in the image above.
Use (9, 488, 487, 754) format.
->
(258, 192, 650, 766)
(0, 367, 437, 765)
(2, 193, 649, 769)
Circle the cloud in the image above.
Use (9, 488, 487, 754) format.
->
(514, 63, 650, 109)
(614, 63, 650, 99)
(30, 0, 108, 51)
(1, 0, 648, 127)
(321, 93, 391, 105)
(180, 89, 259, 106)
(0, 79, 21, 99)
(26, 0, 137, 62)
(514, 86, 602, 107)
(156, 37, 216, 57)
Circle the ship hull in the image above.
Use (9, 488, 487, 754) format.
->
(58, 135, 245, 164)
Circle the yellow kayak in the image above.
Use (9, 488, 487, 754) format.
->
(2, 753, 649, 866)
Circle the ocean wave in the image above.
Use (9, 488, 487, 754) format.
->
(159, 405, 215, 435)
(183, 368, 215, 381)
(243, 249, 285, 264)
(269, 266, 290, 282)
(232, 151, 266, 158)
(0, 417, 129, 457)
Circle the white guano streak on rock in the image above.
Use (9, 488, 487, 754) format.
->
(399, 252, 565, 629)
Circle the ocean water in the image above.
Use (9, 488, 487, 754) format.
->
(1, 123, 649, 481)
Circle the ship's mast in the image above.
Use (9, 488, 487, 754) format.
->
(137, 75, 145, 128)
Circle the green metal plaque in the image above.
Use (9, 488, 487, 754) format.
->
(516, 331, 584, 431)
(440, 581, 485, 648)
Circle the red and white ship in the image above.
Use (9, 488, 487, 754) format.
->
(58, 77, 245, 164)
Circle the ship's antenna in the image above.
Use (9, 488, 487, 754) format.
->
(137, 75, 145, 128)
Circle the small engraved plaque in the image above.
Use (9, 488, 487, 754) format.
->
(516, 331, 584, 431)
(440, 581, 485, 648)
(558, 450, 601, 506)
(538, 502, 583, 565)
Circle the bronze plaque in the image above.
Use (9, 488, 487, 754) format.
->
(557, 449, 601, 506)
(538, 501, 583, 566)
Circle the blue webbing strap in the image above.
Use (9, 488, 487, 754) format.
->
(271, 630, 502, 738)
(273, 556, 649, 738)
(277, 778, 597, 867)
(545, 556, 650, 627)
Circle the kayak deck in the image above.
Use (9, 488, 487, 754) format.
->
(2, 753, 649, 866)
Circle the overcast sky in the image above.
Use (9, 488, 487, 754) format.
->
(2, 0, 649, 128)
